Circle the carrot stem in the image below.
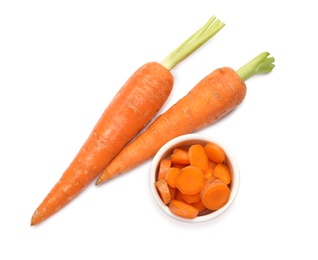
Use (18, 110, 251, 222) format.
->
(161, 15, 225, 70)
(236, 52, 275, 82)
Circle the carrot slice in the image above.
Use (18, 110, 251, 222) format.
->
(169, 199, 199, 219)
(214, 163, 232, 185)
(171, 152, 190, 165)
(169, 186, 177, 200)
(180, 192, 201, 203)
(204, 167, 214, 180)
(188, 144, 209, 172)
(191, 199, 207, 213)
(201, 179, 230, 210)
(204, 142, 226, 164)
(165, 167, 180, 188)
(173, 148, 189, 154)
(155, 179, 172, 205)
(175, 166, 205, 195)
(157, 158, 172, 181)
(171, 163, 186, 169)
(175, 190, 186, 202)
(208, 160, 217, 170)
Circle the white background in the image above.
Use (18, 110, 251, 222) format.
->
(1, 0, 317, 259)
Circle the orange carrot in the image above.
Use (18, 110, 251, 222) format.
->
(180, 192, 201, 204)
(175, 189, 186, 202)
(171, 151, 190, 165)
(169, 199, 200, 219)
(188, 144, 209, 172)
(165, 167, 180, 188)
(155, 179, 172, 205)
(208, 160, 217, 170)
(204, 167, 214, 180)
(97, 52, 275, 184)
(191, 199, 207, 213)
(31, 15, 225, 226)
(204, 142, 226, 164)
(200, 179, 231, 210)
(173, 148, 189, 154)
(213, 163, 232, 185)
(157, 158, 172, 181)
(175, 166, 205, 195)
(171, 163, 187, 170)
(169, 186, 177, 200)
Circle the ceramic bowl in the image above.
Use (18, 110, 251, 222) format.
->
(149, 134, 240, 223)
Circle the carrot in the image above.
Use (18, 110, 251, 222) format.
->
(97, 52, 275, 184)
(175, 189, 186, 202)
(188, 144, 209, 172)
(157, 158, 172, 181)
(180, 192, 201, 204)
(213, 163, 231, 185)
(169, 199, 200, 219)
(31, 15, 225, 226)
(175, 166, 205, 195)
(173, 148, 189, 154)
(204, 167, 214, 180)
(169, 186, 177, 200)
(204, 142, 226, 164)
(171, 151, 190, 165)
(165, 167, 180, 188)
(191, 199, 207, 213)
(155, 179, 172, 205)
(200, 179, 231, 210)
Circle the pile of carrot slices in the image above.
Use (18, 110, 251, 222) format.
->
(155, 142, 232, 219)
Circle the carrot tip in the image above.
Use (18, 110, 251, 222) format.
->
(30, 211, 40, 226)
(95, 178, 104, 185)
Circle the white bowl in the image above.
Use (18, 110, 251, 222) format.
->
(149, 134, 240, 223)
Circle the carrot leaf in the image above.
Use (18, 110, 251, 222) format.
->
(236, 52, 275, 82)
(161, 15, 225, 71)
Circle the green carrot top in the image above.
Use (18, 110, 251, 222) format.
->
(236, 52, 275, 81)
(161, 15, 225, 71)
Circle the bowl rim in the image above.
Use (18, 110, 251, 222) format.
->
(149, 133, 240, 223)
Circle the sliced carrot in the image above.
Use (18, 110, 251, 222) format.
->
(169, 199, 199, 219)
(173, 147, 189, 154)
(175, 189, 186, 202)
(188, 144, 209, 172)
(171, 152, 190, 165)
(175, 166, 205, 195)
(204, 167, 214, 180)
(165, 167, 180, 188)
(214, 163, 232, 185)
(169, 186, 177, 200)
(180, 192, 201, 203)
(204, 142, 226, 164)
(155, 179, 172, 205)
(171, 163, 187, 169)
(191, 199, 207, 213)
(200, 179, 230, 210)
(157, 158, 172, 181)
(208, 160, 217, 170)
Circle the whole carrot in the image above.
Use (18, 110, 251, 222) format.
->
(31, 15, 225, 226)
(96, 52, 275, 184)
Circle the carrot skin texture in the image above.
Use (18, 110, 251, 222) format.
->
(97, 67, 246, 183)
(31, 62, 173, 226)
